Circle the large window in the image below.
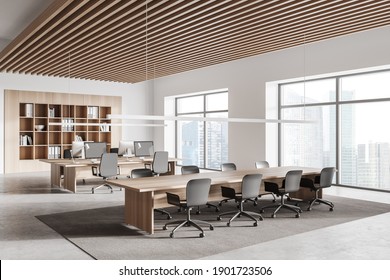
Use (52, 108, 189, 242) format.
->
(176, 91, 228, 170)
(279, 70, 390, 191)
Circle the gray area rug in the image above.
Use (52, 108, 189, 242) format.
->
(36, 195, 390, 259)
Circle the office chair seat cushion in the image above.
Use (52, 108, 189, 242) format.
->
(300, 177, 329, 191)
(264, 181, 284, 194)
(166, 192, 185, 207)
(221, 186, 237, 199)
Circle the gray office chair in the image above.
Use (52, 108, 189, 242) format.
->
(131, 168, 172, 220)
(255, 160, 276, 203)
(150, 151, 169, 176)
(217, 174, 264, 227)
(167, 165, 219, 213)
(163, 178, 214, 238)
(300, 167, 336, 211)
(218, 163, 237, 206)
(255, 161, 269, 168)
(260, 170, 303, 218)
(91, 153, 118, 194)
(148, 151, 171, 218)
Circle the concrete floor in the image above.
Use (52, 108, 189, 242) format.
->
(1, 171, 390, 260)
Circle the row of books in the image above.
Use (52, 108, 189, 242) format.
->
(48, 108, 56, 118)
(48, 146, 61, 159)
(100, 123, 110, 132)
(20, 135, 33, 146)
(62, 118, 74, 131)
(25, 104, 33, 117)
(87, 106, 99, 119)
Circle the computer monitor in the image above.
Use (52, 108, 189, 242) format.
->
(71, 141, 85, 158)
(118, 140, 134, 156)
(134, 141, 154, 157)
(85, 142, 107, 159)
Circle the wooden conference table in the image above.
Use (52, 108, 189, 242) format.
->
(108, 166, 321, 234)
(40, 157, 178, 193)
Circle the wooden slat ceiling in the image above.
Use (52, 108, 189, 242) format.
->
(1, 0, 389, 84)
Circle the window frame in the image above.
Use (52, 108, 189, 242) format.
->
(175, 90, 228, 170)
(278, 68, 390, 192)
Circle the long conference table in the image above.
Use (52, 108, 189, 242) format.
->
(108, 166, 321, 234)
(40, 157, 178, 193)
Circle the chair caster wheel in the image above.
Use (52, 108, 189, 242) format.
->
(272, 200, 276, 203)
(167, 216, 172, 220)
(307, 207, 312, 211)
(299, 209, 303, 213)
(271, 214, 276, 218)
(253, 202, 257, 206)
(91, 189, 94, 194)
(259, 216, 264, 221)
(196, 211, 200, 215)
(253, 222, 258, 227)
(260, 209, 265, 213)
(218, 202, 223, 206)
(215, 208, 220, 212)
(217, 216, 221, 221)
(199, 233, 205, 238)
(169, 233, 174, 238)
(295, 214, 300, 218)
(329, 207, 334, 211)
(227, 222, 231, 227)
(163, 226, 167, 230)
(210, 225, 214, 230)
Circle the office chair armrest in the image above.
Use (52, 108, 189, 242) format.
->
(221, 186, 236, 199)
(264, 181, 280, 193)
(91, 166, 98, 176)
(166, 192, 182, 207)
(144, 163, 152, 169)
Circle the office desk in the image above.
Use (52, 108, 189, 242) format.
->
(40, 157, 178, 193)
(108, 166, 321, 234)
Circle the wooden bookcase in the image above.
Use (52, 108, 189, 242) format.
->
(5, 90, 122, 173)
(19, 103, 113, 160)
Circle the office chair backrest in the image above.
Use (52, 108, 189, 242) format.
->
(221, 163, 236, 171)
(241, 174, 263, 199)
(284, 170, 303, 193)
(152, 151, 169, 174)
(186, 178, 211, 207)
(99, 153, 118, 178)
(255, 161, 269, 169)
(131, 168, 154, 178)
(181, 165, 200, 175)
(320, 167, 336, 188)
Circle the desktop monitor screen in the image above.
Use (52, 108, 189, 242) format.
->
(85, 142, 107, 159)
(134, 141, 154, 157)
(118, 140, 134, 156)
(72, 141, 85, 158)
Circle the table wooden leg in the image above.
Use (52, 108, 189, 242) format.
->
(125, 189, 154, 234)
(64, 167, 77, 193)
(50, 163, 62, 188)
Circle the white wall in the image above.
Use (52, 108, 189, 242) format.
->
(152, 26, 390, 169)
(0, 72, 153, 173)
